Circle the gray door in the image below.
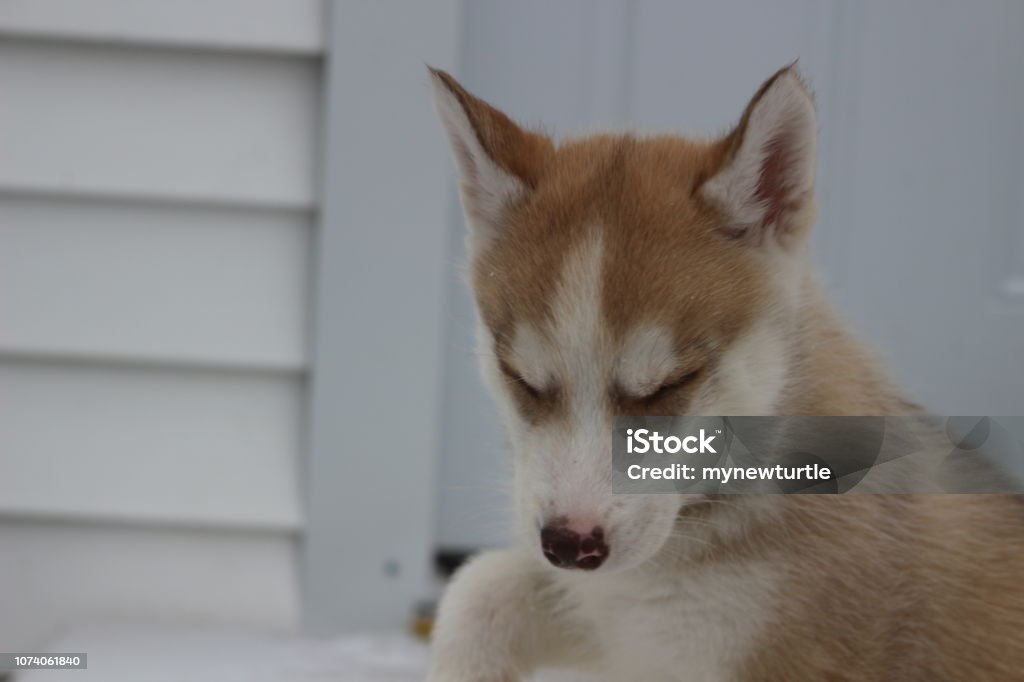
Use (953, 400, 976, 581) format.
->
(435, 0, 1024, 550)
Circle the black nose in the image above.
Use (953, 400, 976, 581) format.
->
(540, 524, 608, 570)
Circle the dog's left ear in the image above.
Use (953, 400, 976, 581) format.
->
(700, 65, 817, 245)
(428, 67, 553, 253)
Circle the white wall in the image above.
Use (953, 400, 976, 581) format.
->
(0, 0, 323, 650)
(434, 0, 1024, 549)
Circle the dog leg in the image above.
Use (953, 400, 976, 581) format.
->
(427, 549, 588, 681)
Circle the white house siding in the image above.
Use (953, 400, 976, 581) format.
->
(0, 0, 324, 650)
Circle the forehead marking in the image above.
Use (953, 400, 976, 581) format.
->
(547, 234, 607, 421)
(507, 236, 685, 412)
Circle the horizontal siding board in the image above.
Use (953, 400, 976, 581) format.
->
(0, 519, 299, 652)
(0, 196, 310, 368)
(0, 2, 319, 648)
(0, 361, 304, 529)
(0, 40, 318, 207)
(0, 0, 324, 54)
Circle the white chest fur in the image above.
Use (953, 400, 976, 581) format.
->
(555, 557, 780, 682)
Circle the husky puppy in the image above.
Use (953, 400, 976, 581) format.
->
(427, 66, 1024, 682)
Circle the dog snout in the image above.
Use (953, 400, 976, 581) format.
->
(540, 522, 609, 570)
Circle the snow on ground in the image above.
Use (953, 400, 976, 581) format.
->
(12, 622, 587, 682)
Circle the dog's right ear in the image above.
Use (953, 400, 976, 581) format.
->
(428, 67, 552, 252)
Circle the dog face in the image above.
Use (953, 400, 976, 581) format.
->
(431, 66, 817, 573)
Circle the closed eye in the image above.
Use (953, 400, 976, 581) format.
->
(498, 361, 545, 400)
(637, 367, 703, 404)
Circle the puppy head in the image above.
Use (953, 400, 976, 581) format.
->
(430, 66, 817, 572)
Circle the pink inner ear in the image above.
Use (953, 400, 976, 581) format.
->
(704, 66, 817, 244)
(756, 129, 802, 231)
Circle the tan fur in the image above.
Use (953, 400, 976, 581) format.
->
(735, 495, 1024, 680)
(430, 67, 1024, 680)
